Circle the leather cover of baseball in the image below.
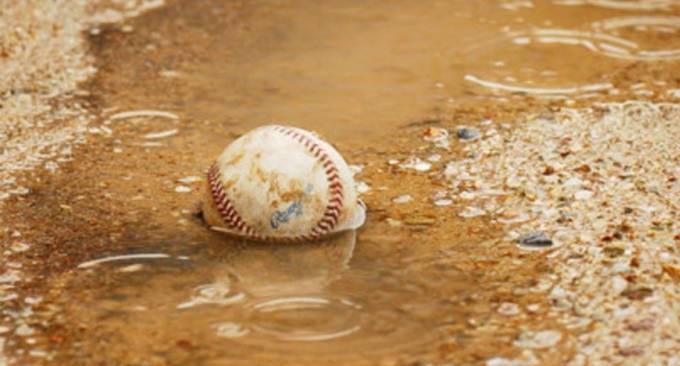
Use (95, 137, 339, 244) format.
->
(202, 125, 365, 242)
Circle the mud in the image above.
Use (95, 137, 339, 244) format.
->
(1, 0, 679, 365)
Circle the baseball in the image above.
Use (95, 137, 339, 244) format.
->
(202, 125, 366, 242)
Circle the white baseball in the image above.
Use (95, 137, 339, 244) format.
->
(202, 125, 365, 242)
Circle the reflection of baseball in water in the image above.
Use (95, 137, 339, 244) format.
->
(202, 125, 365, 242)
(226, 230, 357, 297)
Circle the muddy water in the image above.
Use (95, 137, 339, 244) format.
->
(87, 0, 679, 144)
(3, 0, 679, 365)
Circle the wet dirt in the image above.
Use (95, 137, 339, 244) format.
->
(1, 0, 679, 365)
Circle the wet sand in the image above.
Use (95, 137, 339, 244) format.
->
(1, 1, 679, 365)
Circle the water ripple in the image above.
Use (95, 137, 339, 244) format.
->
(77, 253, 189, 268)
(464, 74, 612, 95)
(246, 296, 362, 342)
(553, 0, 677, 11)
(177, 282, 246, 309)
(592, 16, 680, 60)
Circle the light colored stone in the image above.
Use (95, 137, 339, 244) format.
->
(392, 195, 412, 204)
(514, 330, 562, 349)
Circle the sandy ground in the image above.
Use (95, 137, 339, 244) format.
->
(1, 1, 166, 363)
(1, 1, 679, 365)
(0, 0, 169, 203)
(0, 0, 93, 203)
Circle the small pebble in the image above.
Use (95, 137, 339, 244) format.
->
(487, 350, 538, 366)
(427, 154, 442, 162)
(574, 189, 593, 200)
(497, 211, 530, 224)
(386, 218, 402, 227)
(518, 232, 553, 248)
(459, 191, 477, 200)
(619, 345, 644, 357)
(459, 206, 486, 218)
(486, 357, 513, 366)
(119, 264, 144, 273)
(621, 287, 653, 301)
(15, 324, 34, 336)
(0, 294, 18, 302)
(357, 181, 371, 193)
(422, 127, 449, 148)
(349, 164, 364, 175)
(514, 330, 562, 349)
(28, 350, 48, 358)
(25, 296, 42, 305)
(457, 127, 480, 141)
(392, 194, 412, 204)
(177, 176, 202, 184)
(431, 189, 449, 200)
(627, 318, 655, 332)
(400, 157, 431, 172)
(175, 185, 192, 193)
(498, 302, 520, 316)
(422, 127, 447, 139)
(434, 199, 453, 207)
(563, 177, 582, 187)
(611, 275, 628, 294)
(526, 304, 540, 313)
(10, 242, 30, 252)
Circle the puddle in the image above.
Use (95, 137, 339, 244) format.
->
(84, 0, 680, 143)
(1, 0, 679, 365)
(59, 231, 481, 364)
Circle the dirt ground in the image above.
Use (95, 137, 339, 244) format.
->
(1, 1, 679, 365)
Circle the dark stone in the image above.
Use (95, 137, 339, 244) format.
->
(621, 287, 653, 301)
(518, 232, 553, 248)
(456, 127, 480, 140)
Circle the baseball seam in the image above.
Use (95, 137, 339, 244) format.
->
(207, 126, 345, 242)
(207, 163, 258, 238)
(272, 125, 344, 240)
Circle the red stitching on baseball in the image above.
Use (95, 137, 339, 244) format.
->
(273, 126, 345, 240)
(208, 164, 258, 238)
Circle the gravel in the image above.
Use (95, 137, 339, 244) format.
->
(0, 0, 168, 205)
(0, 1, 167, 364)
(447, 102, 679, 365)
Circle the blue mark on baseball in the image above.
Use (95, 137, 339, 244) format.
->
(270, 200, 303, 229)
(270, 184, 314, 229)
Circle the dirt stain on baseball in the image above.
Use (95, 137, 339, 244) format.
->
(2, 0, 679, 365)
